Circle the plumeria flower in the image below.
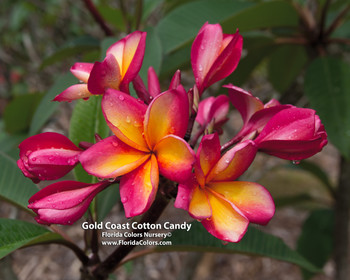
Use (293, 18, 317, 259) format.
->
(226, 84, 292, 143)
(79, 88, 195, 217)
(88, 31, 146, 95)
(175, 133, 275, 242)
(28, 180, 110, 225)
(196, 95, 230, 134)
(191, 22, 243, 95)
(17, 132, 81, 183)
(53, 62, 94, 102)
(254, 108, 328, 160)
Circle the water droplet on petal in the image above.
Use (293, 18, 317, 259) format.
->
(108, 178, 116, 182)
(48, 156, 55, 162)
(31, 157, 37, 162)
(119, 95, 125, 101)
(111, 141, 119, 147)
(225, 159, 230, 164)
(198, 64, 203, 72)
(126, 116, 131, 123)
(97, 177, 104, 182)
(121, 197, 128, 203)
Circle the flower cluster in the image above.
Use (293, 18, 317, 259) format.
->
(18, 22, 327, 242)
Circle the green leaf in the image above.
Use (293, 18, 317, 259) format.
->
(96, 183, 120, 222)
(268, 45, 308, 93)
(297, 209, 334, 279)
(157, 0, 298, 55)
(304, 57, 350, 158)
(139, 26, 162, 81)
(142, 0, 164, 21)
(157, 223, 321, 273)
(40, 36, 100, 69)
(0, 218, 62, 259)
(29, 72, 77, 135)
(0, 152, 38, 212)
(69, 96, 110, 183)
(3, 93, 42, 134)
(156, 0, 253, 54)
(97, 5, 125, 31)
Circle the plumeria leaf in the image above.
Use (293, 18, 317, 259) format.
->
(3, 93, 42, 134)
(0, 218, 62, 259)
(69, 95, 110, 183)
(156, 0, 253, 54)
(29, 72, 77, 135)
(156, 223, 321, 273)
(40, 36, 100, 70)
(297, 209, 334, 279)
(304, 57, 350, 159)
(0, 151, 38, 212)
(268, 45, 308, 93)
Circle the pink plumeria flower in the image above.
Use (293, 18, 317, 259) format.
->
(80, 88, 195, 217)
(17, 132, 81, 183)
(191, 22, 243, 95)
(28, 180, 109, 225)
(175, 133, 274, 242)
(254, 108, 328, 160)
(88, 31, 147, 95)
(53, 62, 94, 102)
(196, 95, 230, 134)
(226, 84, 292, 143)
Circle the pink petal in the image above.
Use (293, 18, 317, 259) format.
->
(191, 23, 223, 93)
(107, 31, 146, 87)
(174, 180, 194, 211)
(207, 140, 257, 182)
(87, 54, 121, 95)
(225, 84, 264, 125)
(79, 136, 149, 178)
(132, 75, 152, 104)
(120, 155, 159, 217)
(102, 89, 148, 151)
(144, 89, 189, 149)
(70, 62, 94, 83)
(169, 70, 181, 90)
(196, 95, 229, 126)
(53, 84, 92, 102)
(204, 32, 243, 89)
(208, 181, 275, 225)
(195, 134, 221, 179)
(154, 135, 195, 183)
(147, 67, 161, 98)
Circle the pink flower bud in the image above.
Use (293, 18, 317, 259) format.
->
(17, 132, 81, 183)
(191, 22, 243, 95)
(254, 108, 328, 160)
(28, 181, 109, 225)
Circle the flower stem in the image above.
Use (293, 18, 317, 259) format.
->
(92, 194, 169, 279)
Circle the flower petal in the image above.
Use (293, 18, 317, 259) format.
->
(204, 32, 242, 89)
(107, 31, 146, 85)
(79, 136, 149, 178)
(87, 54, 121, 95)
(70, 62, 94, 83)
(154, 135, 195, 183)
(207, 140, 257, 182)
(191, 22, 223, 93)
(53, 84, 92, 102)
(102, 89, 148, 151)
(201, 191, 249, 243)
(120, 155, 159, 218)
(147, 66, 161, 98)
(188, 185, 212, 219)
(174, 180, 194, 210)
(208, 181, 275, 225)
(196, 134, 221, 179)
(225, 84, 264, 125)
(144, 89, 189, 149)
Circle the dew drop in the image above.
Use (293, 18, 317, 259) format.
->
(97, 177, 104, 182)
(292, 160, 301, 165)
(31, 157, 37, 162)
(119, 95, 125, 101)
(108, 178, 116, 182)
(48, 156, 55, 162)
(225, 159, 230, 163)
(182, 196, 187, 200)
(23, 156, 29, 164)
(198, 64, 203, 72)
(169, 127, 176, 134)
(133, 120, 141, 127)
(111, 141, 119, 147)
(121, 197, 128, 203)
(126, 116, 131, 123)
(200, 44, 205, 50)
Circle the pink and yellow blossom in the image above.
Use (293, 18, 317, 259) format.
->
(80, 88, 195, 217)
(175, 133, 275, 242)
